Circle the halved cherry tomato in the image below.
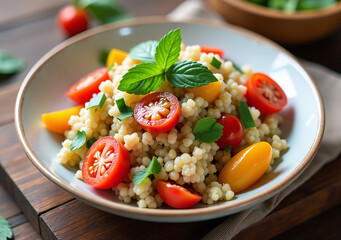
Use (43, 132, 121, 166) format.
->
(245, 73, 287, 115)
(42, 105, 83, 134)
(184, 81, 221, 104)
(216, 114, 244, 149)
(157, 180, 202, 208)
(134, 92, 180, 134)
(200, 46, 224, 58)
(57, 5, 88, 37)
(66, 67, 108, 104)
(82, 137, 130, 189)
(218, 142, 272, 193)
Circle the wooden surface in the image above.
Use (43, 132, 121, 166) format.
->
(0, 0, 341, 239)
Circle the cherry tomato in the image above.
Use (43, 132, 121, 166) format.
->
(245, 73, 287, 115)
(157, 180, 202, 208)
(134, 92, 180, 134)
(216, 114, 244, 149)
(57, 5, 88, 37)
(200, 46, 224, 58)
(218, 142, 272, 193)
(82, 137, 130, 189)
(66, 67, 108, 104)
(184, 81, 221, 104)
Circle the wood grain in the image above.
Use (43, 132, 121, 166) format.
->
(12, 222, 42, 240)
(0, 183, 21, 219)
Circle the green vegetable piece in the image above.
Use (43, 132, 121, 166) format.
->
(155, 28, 182, 71)
(70, 130, 87, 151)
(86, 137, 97, 149)
(165, 61, 218, 89)
(193, 117, 223, 143)
(246, 0, 267, 6)
(116, 98, 133, 121)
(117, 62, 164, 95)
(225, 144, 232, 153)
(232, 62, 244, 74)
(210, 56, 221, 69)
(0, 216, 12, 240)
(0, 50, 25, 75)
(133, 156, 161, 185)
(87, 93, 107, 109)
(239, 101, 256, 129)
(129, 40, 158, 63)
(108, 62, 116, 71)
(297, 0, 337, 10)
(100, 49, 110, 66)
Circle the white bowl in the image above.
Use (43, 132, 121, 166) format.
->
(15, 17, 324, 222)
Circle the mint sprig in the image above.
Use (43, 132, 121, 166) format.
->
(133, 156, 161, 185)
(115, 98, 133, 121)
(70, 130, 87, 151)
(0, 50, 25, 75)
(0, 216, 12, 240)
(118, 29, 217, 95)
(193, 117, 223, 143)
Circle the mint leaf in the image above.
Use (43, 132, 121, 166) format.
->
(166, 61, 218, 89)
(70, 130, 87, 151)
(129, 40, 158, 63)
(193, 117, 223, 143)
(232, 62, 244, 74)
(133, 156, 161, 185)
(86, 137, 97, 149)
(118, 62, 164, 95)
(239, 101, 256, 129)
(0, 50, 25, 75)
(87, 93, 106, 109)
(0, 217, 12, 240)
(116, 98, 133, 121)
(155, 28, 181, 71)
(210, 56, 221, 69)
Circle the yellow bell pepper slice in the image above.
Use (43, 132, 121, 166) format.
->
(106, 49, 128, 68)
(184, 81, 221, 104)
(42, 105, 83, 134)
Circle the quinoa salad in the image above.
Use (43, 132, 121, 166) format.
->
(44, 29, 288, 209)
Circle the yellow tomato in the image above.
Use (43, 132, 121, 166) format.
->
(218, 142, 272, 193)
(184, 81, 221, 104)
(42, 105, 83, 134)
(106, 49, 128, 68)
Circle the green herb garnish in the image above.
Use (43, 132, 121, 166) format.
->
(0, 216, 12, 240)
(116, 98, 133, 121)
(87, 93, 106, 110)
(225, 144, 232, 153)
(100, 49, 110, 66)
(246, 0, 337, 11)
(118, 29, 217, 95)
(86, 137, 97, 149)
(232, 62, 244, 74)
(129, 40, 158, 63)
(193, 117, 223, 143)
(108, 63, 116, 71)
(70, 130, 87, 151)
(239, 101, 256, 129)
(210, 56, 221, 69)
(0, 50, 25, 75)
(133, 156, 161, 185)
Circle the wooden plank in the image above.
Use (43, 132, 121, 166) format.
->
(0, 183, 21, 219)
(12, 222, 42, 240)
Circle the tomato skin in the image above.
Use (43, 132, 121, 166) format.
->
(216, 114, 244, 149)
(200, 46, 224, 58)
(218, 142, 272, 193)
(134, 92, 180, 134)
(66, 67, 108, 104)
(157, 180, 202, 208)
(58, 5, 88, 37)
(82, 137, 130, 189)
(245, 72, 287, 115)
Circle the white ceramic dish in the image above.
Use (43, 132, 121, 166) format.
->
(15, 17, 324, 222)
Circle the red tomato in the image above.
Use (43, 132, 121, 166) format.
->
(200, 46, 224, 58)
(245, 73, 287, 115)
(157, 180, 202, 208)
(66, 67, 109, 104)
(82, 137, 130, 189)
(216, 114, 244, 149)
(134, 92, 180, 134)
(57, 5, 88, 37)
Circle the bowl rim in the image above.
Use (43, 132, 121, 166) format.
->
(14, 16, 325, 220)
(216, 0, 341, 20)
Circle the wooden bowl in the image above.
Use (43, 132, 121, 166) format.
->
(207, 0, 341, 44)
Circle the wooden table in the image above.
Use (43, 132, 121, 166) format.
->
(1, 1, 341, 239)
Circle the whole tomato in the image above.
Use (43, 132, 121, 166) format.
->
(58, 5, 88, 37)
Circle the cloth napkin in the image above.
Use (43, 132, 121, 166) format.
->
(168, 1, 341, 239)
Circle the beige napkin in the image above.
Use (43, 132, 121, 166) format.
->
(168, 1, 341, 239)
